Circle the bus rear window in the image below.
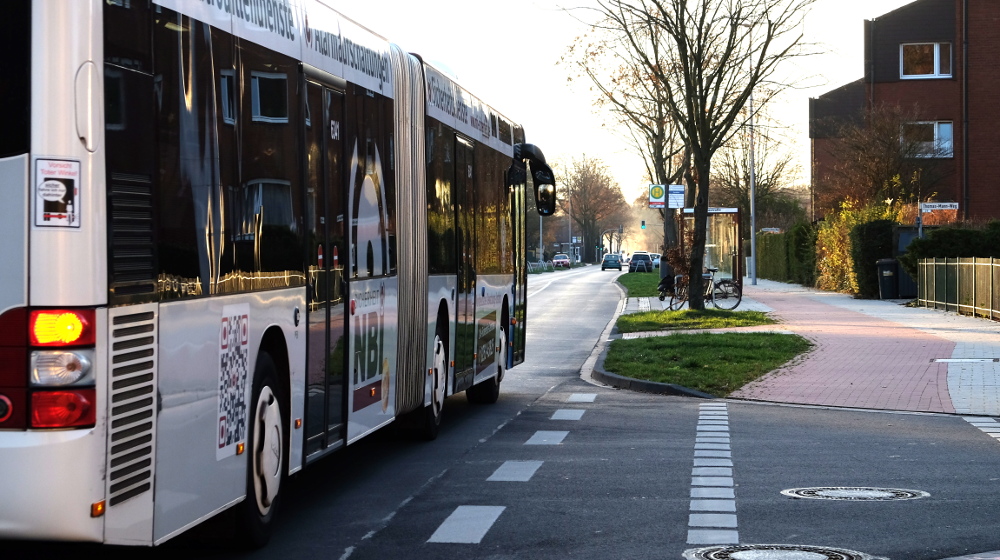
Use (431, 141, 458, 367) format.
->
(0, 0, 29, 158)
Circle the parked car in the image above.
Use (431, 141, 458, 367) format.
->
(651, 253, 661, 268)
(628, 252, 653, 272)
(601, 254, 622, 271)
(552, 253, 571, 268)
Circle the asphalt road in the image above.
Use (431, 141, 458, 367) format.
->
(7, 266, 1000, 560)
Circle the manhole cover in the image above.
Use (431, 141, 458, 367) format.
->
(684, 544, 887, 560)
(780, 487, 929, 501)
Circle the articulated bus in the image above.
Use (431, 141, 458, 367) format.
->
(0, 0, 557, 547)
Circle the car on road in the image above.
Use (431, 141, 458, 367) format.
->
(552, 253, 571, 268)
(628, 252, 653, 272)
(651, 253, 661, 268)
(601, 254, 622, 271)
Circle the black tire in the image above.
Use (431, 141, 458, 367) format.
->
(467, 327, 504, 404)
(234, 352, 285, 548)
(711, 279, 742, 310)
(668, 284, 688, 311)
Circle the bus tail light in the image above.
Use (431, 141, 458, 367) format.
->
(30, 389, 96, 428)
(29, 309, 95, 346)
(31, 350, 93, 386)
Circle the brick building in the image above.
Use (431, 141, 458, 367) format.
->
(809, 0, 1000, 220)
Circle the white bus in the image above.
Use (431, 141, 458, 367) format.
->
(0, 0, 557, 547)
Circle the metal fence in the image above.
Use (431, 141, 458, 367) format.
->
(527, 261, 555, 273)
(917, 257, 1000, 320)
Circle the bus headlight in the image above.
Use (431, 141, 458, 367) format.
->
(30, 350, 94, 386)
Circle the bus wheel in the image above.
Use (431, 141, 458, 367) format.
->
(467, 328, 504, 404)
(421, 330, 448, 440)
(236, 352, 285, 548)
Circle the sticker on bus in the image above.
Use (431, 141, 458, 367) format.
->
(34, 159, 81, 228)
(218, 304, 250, 460)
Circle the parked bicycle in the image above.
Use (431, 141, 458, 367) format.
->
(658, 268, 742, 311)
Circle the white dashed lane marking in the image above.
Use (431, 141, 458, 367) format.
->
(488, 461, 544, 482)
(688, 403, 739, 546)
(963, 417, 1000, 439)
(427, 506, 506, 543)
(525, 430, 569, 445)
(551, 409, 585, 420)
(429, 393, 595, 545)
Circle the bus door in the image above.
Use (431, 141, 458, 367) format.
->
(304, 79, 347, 458)
(453, 136, 476, 393)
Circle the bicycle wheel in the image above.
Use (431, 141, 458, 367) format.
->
(668, 284, 688, 311)
(711, 279, 742, 310)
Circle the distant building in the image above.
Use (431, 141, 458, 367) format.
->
(809, 0, 1000, 220)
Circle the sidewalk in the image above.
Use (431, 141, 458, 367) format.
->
(613, 279, 1000, 416)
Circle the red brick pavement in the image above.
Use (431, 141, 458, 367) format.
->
(730, 290, 957, 413)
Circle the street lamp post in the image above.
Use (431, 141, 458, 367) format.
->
(749, 87, 757, 286)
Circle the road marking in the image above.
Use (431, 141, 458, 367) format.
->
(567, 393, 597, 403)
(488, 461, 543, 482)
(427, 506, 506, 544)
(695, 443, 731, 449)
(693, 467, 733, 477)
(690, 499, 736, 512)
(551, 409, 585, 420)
(689, 513, 738, 528)
(692, 476, 735, 486)
(525, 430, 569, 445)
(687, 529, 740, 545)
(689, 403, 738, 545)
(692, 487, 735, 499)
(963, 417, 1000, 443)
(694, 458, 733, 467)
(695, 450, 732, 458)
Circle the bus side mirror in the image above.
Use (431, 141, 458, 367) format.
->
(532, 165, 556, 216)
(512, 143, 557, 216)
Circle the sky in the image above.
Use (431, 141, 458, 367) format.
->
(343, 0, 915, 202)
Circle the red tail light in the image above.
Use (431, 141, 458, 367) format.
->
(30, 389, 96, 428)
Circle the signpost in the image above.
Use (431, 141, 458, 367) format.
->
(649, 185, 666, 209)
(918, 202, 959, 238)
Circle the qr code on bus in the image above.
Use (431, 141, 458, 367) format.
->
(217, 304, 250, 460)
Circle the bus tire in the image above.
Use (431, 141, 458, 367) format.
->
(420, 325, 449, 440)
(235, 352, 285, 548)
(467, 327, 504, 404)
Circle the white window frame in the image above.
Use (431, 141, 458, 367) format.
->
(900, 42, 952, 79)
(220, 69, 236, 125)
(902, 121, 954, 158)
(250, 71, 288, 123)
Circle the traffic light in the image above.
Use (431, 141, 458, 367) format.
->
(641, 220, 646, 229)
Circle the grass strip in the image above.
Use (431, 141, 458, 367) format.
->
(615, 271, 662, 297)
(616, 308, 776, 333)
(603, 332, 812, 397)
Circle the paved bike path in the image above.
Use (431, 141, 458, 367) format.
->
(619, 279, 1000, 416)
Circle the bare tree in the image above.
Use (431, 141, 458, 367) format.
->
(558, 156, 630, 262)
(710, 119, 806, 235)
(564, 17, 689, 249)
(814, 103, 951, 215)
(571, 0, 816, 309)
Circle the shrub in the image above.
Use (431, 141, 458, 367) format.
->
(849, 219, 894, 299)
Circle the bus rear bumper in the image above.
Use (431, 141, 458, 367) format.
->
(0, 428, 106, 542)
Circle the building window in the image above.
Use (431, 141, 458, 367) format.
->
(900, 43, 951, 79)
(220, 70, 236, 125)
(902, 121, 953, 158)
(250, 72, 288, 123)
